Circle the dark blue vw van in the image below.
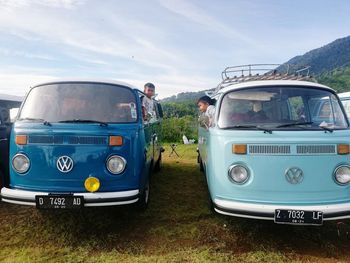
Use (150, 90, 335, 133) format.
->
(1, 80, 163, 209)
(0, 94, 23, 189)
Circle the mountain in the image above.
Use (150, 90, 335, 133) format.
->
(281, 35, 350, 75)
(161, 35, 350, 102)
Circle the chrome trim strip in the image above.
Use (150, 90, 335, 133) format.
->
(1, 187, 139, 207)
(214, 198, 350, 221)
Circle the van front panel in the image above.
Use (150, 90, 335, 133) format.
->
(208, 129, 350, 205)
(10, 123, 143, 192)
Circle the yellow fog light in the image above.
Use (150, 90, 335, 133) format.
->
(84, 177, 100, 193)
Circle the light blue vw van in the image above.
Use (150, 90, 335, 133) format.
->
(1, 80, 163, 209)
(198, 65, 350, 225)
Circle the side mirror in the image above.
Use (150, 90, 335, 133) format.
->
(10, 108, 19, 122)
(157, 103, 164, 118)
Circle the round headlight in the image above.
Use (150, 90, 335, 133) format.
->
(12, 153, 30, 174)
(228, 164, 249, 184)
(334, 165, 350, 185)
(106, 155, 126, 174)
(84, 177, 100, 192)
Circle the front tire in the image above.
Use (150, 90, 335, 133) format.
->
(154, 152, 162, 173)
(137, 179, 150, 211)
(199, 156, 204, 172)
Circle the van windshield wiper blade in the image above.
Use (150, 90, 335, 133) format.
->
(223, 125, 272, 134)
(58, 119, 108, 127)
(276, 121, 314, 128)
(319, 125, 334, 133)
(17, 117, 51, 126)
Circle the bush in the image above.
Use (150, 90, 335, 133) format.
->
(162, 116, 198, 143)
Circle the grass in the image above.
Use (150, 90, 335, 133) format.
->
(1, 144, 350, 262)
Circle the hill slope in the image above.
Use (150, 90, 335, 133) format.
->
(282, 35, 350, 75)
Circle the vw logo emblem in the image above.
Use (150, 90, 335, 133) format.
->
(285, 167, 303, 184)
(57, 156, 74, 173)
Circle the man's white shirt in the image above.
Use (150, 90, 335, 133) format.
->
(142, 96, 156, 122)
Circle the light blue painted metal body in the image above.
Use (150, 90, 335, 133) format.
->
(198, 80, 350, 222)
(200, 128, 350, 204)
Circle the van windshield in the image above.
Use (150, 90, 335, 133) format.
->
(218, 86, 348, 130)
(18, 83, 138, 123)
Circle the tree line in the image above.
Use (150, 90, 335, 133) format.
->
(159, 66, 350, 142)
(160, 100, 199, 142)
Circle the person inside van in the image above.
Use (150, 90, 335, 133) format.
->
(142, 82, 156, 122)
(197, 96, 216, 127)
(246, 101, 268, 122)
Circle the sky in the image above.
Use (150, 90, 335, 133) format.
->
(0, 0, 350, 99)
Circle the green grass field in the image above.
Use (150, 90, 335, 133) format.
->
(1, 144, 350, 262)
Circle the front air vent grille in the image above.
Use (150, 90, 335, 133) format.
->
(249, 145, 291, 155)
(28, 135, 63, 144)
(28, 135, 107, 145)
(247, 144, 337, 155)
(67, 136, 107, 145)
(296, 145, 336, 154)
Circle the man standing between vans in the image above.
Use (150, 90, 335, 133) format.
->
(142, 82, 156, 122)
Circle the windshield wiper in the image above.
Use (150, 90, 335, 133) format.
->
(276, 121, 314, 128)
(18, 117, 51, 126)
(58, 119, 108, 127)
(319, 125, 334, 133)
(223, 125, 272, 134)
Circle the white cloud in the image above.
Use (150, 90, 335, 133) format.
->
(0, 2, 190, 74)
(0, 0, 85, 9)
(158, 0, 256, 45)
(0, 47, 55, 60)
(0, 0, 349, 100)
(0, 73, 57, 96)
(119, 72, 217, 99)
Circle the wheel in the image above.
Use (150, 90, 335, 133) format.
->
(154, 152, 162, 173)
(199, 156, 204, 172)
(208, 194, 215, 213)
(136, 179, 150, 211)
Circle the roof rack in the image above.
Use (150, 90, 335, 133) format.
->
(216, 64, 314, 93)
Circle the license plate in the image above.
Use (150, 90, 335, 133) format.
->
(35, 195, 84, 209)
(274, 209, 323, 225)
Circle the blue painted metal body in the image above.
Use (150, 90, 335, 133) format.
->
(9, 122, 148, 192)
(2, 81, 162, 207)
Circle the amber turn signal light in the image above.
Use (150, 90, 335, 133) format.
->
(16, 135, 27, 145)
(232, 144, 247, 154)
(109, 136, 123, 146)
(338, 144, 350, 155)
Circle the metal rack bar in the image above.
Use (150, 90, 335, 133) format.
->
(215, 64, 314, 93)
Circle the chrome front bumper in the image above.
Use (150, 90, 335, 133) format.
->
(1, 187, 139, 207)
(214, 198, 350, 221)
